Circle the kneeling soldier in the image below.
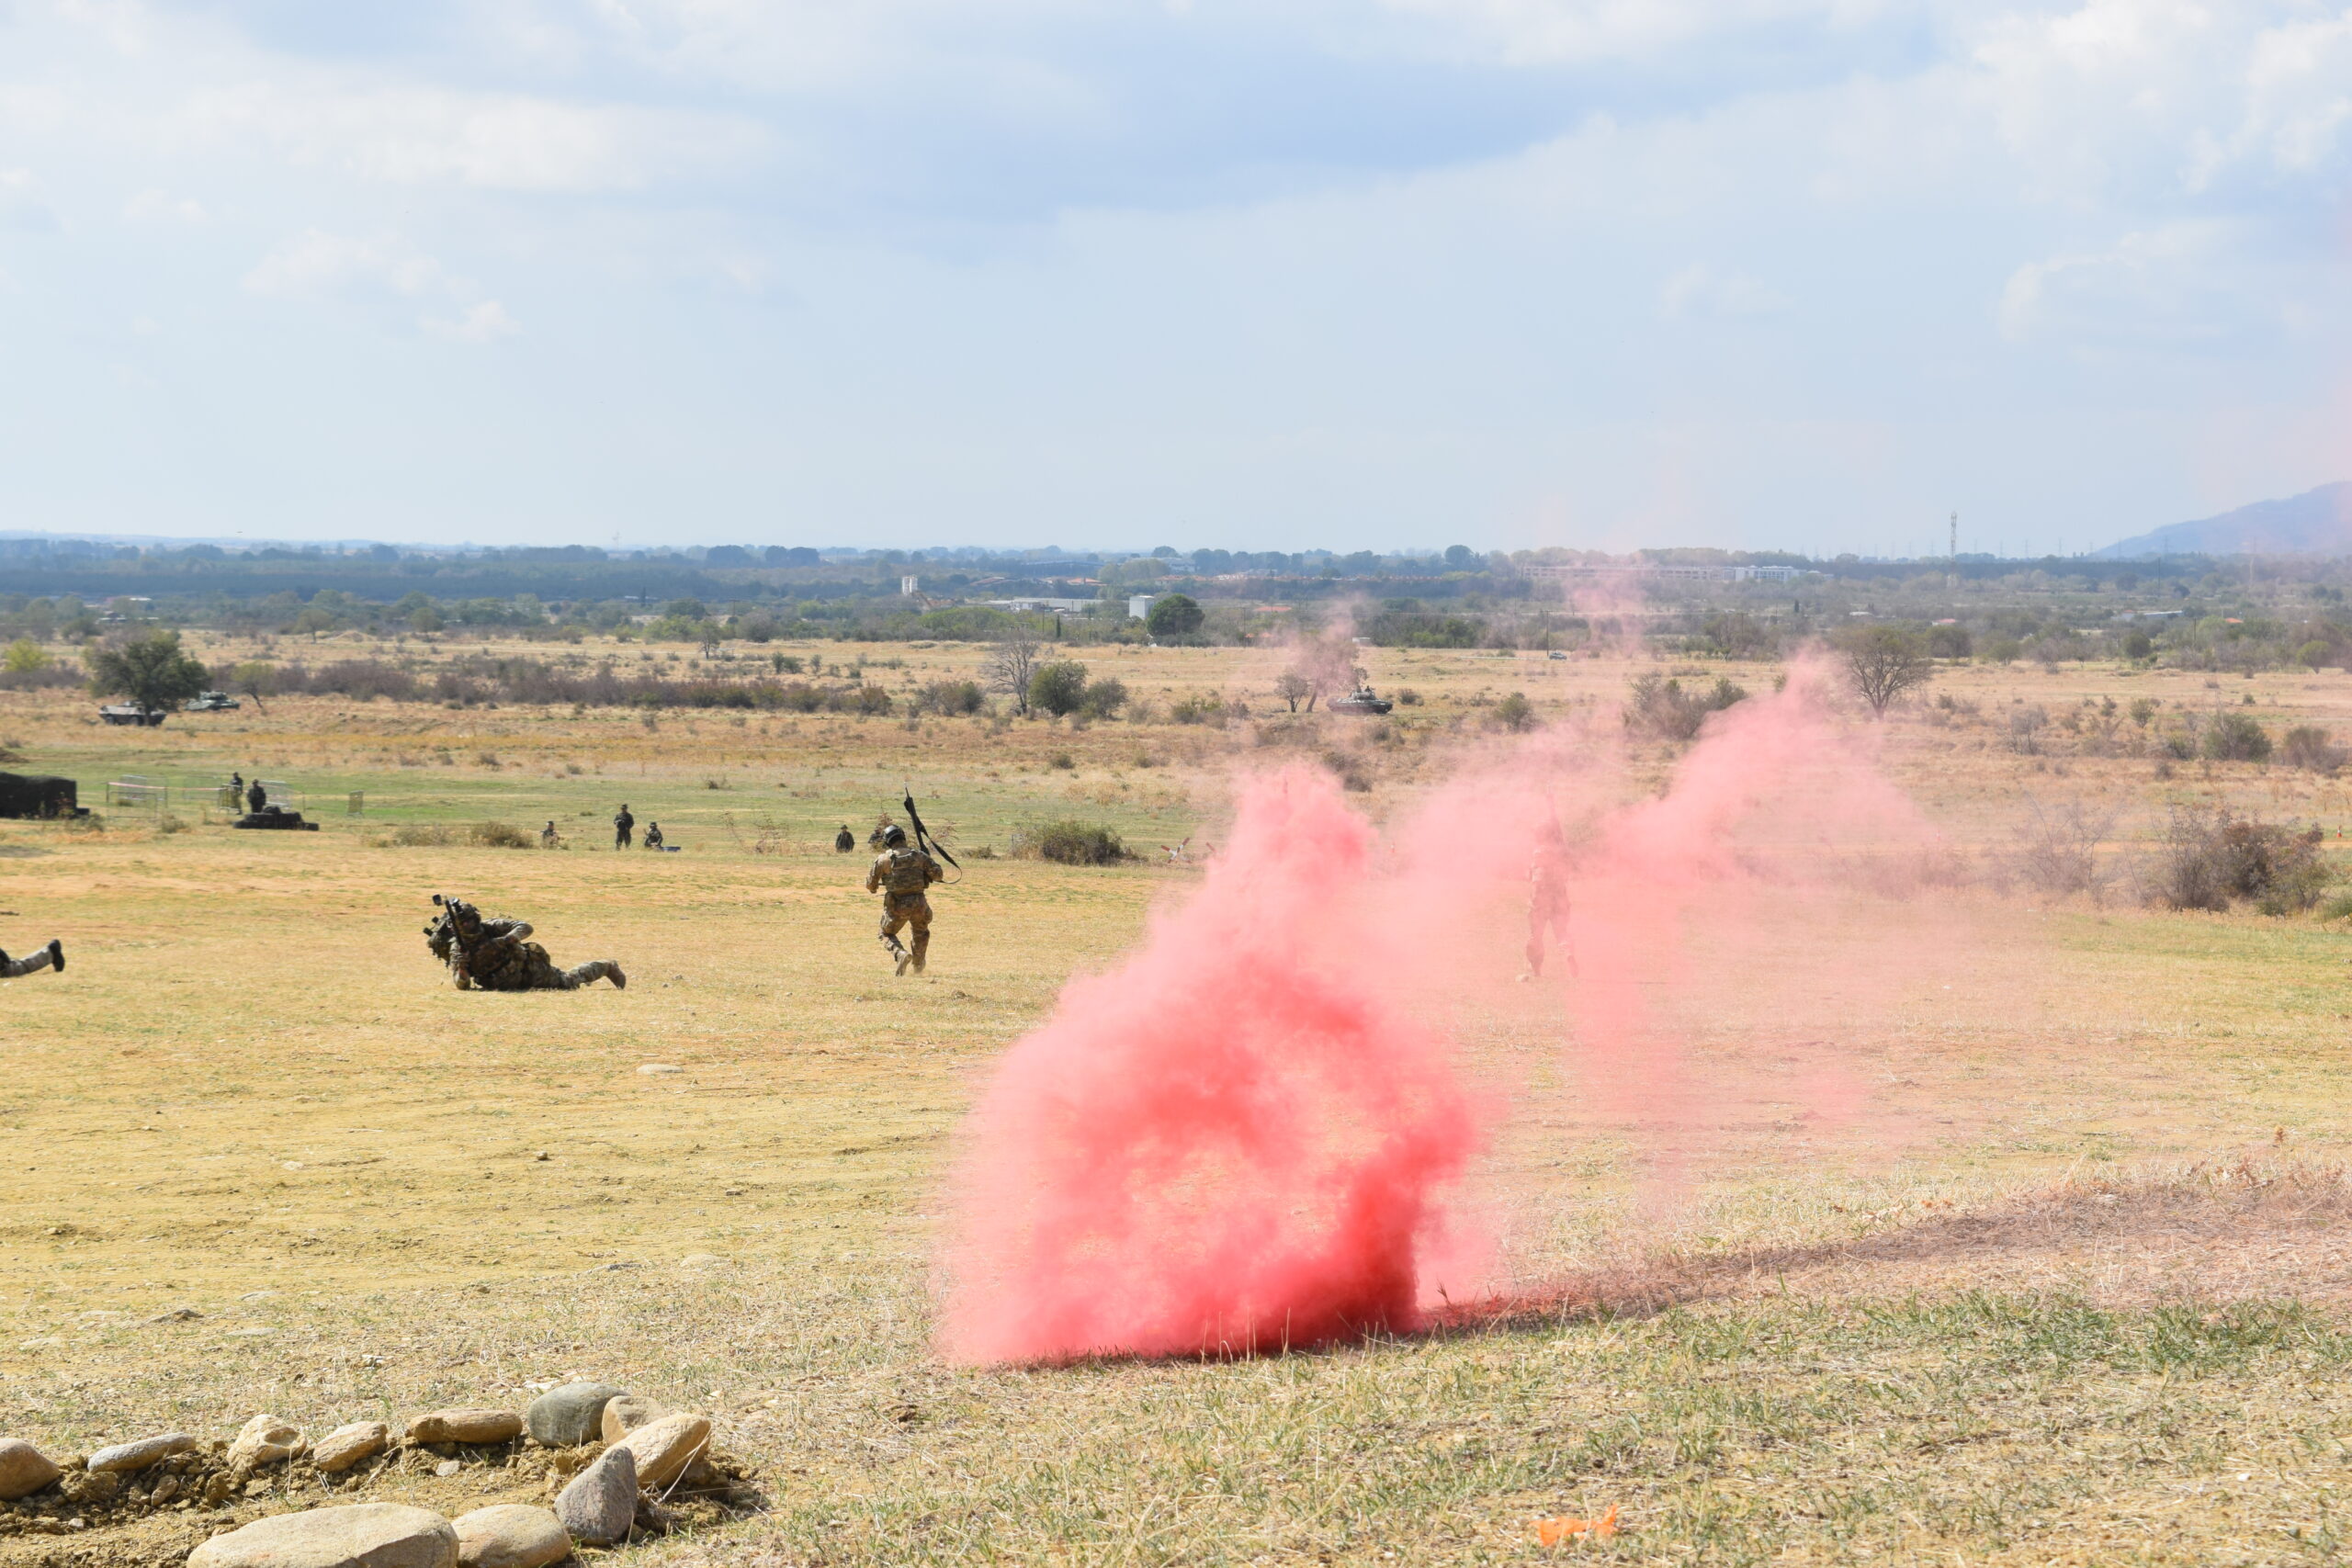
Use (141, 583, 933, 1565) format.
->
(865, 824, 942, 976)
(424, 896, 624, 992)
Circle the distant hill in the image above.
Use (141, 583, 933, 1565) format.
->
(2097, 481, 2352, 558)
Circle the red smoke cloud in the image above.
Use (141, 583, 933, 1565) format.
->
(940, 660, 1955, 1364)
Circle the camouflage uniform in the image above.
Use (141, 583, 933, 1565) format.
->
(865, 844, 943, 974)
(426, 908, 624, 992)
(1526, 841, 1573, 977)
(614, 807, 634, 850)
(0, 939, 62, 979)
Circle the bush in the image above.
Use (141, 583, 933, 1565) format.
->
(1029, 660, 1090, 717)
(1144, 593, 1204, 637)
(1080, 676, 1128, 719)
(2200, 711, 2272, 762)
(1625, 672, 1746, 741)
(2281, 725, 2344, 775)
(2122, 630, 2155, 660)
(920, 679, 986, 716)
(2151, 808, 2331, 914)
(1927, 624, 1973, 659)
(1493, 692, 1536, 732)
(1012, 820, 1128, 865)
(1169, 694, 1225, 725)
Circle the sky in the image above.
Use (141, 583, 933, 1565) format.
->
(0, 0, 2346, 557)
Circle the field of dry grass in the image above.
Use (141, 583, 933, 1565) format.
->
(9, 639, 2352, 1564)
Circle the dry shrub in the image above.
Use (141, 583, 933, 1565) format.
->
(2012, 795, 2121, 905)
(383, 820, 535, 850)
(1624, 672, 1745, 741)
(2280, 725, 2345, 775)
(2149, 807, 2331, 915)
(1012, 820, 1128, 865)
(2200, 711, 2272, 762)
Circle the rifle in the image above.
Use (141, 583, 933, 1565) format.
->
(900, 787, 961, 877)
(427, 893, 482, 978)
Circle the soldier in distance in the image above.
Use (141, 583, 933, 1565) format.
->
(613, 804, 635, 850)
(643, 821, 665, 851)
(834, 824, 855, 853)
(1522, 821, 1576, 980)
(865, 824, 943, 976)
(245, 777, 266, 815)
(0, 938, 64, 979)
(540, 819, 560, 849)
(424, 896, 624, 992)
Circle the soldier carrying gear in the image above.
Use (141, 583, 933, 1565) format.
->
(865, 823, 943, 976)
(1523, 824, 1575, 980)
(0, 938, 64, 980)
(424, 895, 625, 992)
(614, 804, 635, 850)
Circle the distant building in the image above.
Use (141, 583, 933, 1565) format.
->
(1731, 565, 1799, 582)
(901, 576, 920, 597)
(986, 597, 1095, 614)
(1127, 594, 1157, 622)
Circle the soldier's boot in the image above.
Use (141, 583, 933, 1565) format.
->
(1522, 935, 1544, 981)
(0, 941, 58, 978)
(910, 928, 930, 976)
(565, 959, 625, 989)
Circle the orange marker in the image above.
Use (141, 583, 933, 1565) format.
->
(1535, 1505, 1620, 1546)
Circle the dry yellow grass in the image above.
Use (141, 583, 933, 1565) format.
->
(7, 643, 2352, 1564)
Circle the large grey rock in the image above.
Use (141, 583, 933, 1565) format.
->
(615, 1413, 711, 1490)
(452, 1504, 571, 1568)
(311, 1421, 390, 1474)
(0, 1438, 59, 1500)
(552, 1443, 637, 1547)
(187, 1504, 458, 1568)
(227, 1413, 302, 1472)
(406, 1409, 522, 1446)
(525, 1382, 625, 1449)
(88, 1431, 197, 1472)
(597, 1394, 666, 1443)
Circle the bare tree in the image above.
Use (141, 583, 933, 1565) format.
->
(1273, 671, 1312, 712)
(1838, 626, 1933, 716)
(984, 626, 1043, 716)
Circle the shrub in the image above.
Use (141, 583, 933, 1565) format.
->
(2281, 725, 2344, 775)
(2151, 808, 2331, 914)
(2007, 705, 2048, 755)
(1169, 694, 1225, 725)
(1144, 593, 1204, 637)
(1029, 660, 1090, 717)
(1012, 820, 1128, 865)
(2012, 795, 2119, 903)
(1625, 672, 1746, 741)
(2200, 711, 2272, 762)
(2122, 630, 2155, 660)
(1080, 676, 1128, 719)
(469, 820, 536, 849)
(1927, 624, 1973, 659)
(920, 679, 987, 716)
(1493, 692, 1536, 732)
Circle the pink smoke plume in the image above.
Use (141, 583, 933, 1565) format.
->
(940, 658, 1957, 1364)
(936, 767, 1479, 1365)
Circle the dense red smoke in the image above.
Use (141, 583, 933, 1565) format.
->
(936, 767, 1479, 1364)
(940, 659, 1956, 1364)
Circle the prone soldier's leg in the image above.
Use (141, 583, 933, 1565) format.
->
(562, 959, 626, 989)
(0, 940, 61, 978)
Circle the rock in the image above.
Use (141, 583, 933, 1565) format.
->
(678, 1253, 729, 1270)
(526, 1382, 626, 1449)
(452, 1504, 571, 1568)
(147, 1305, 202, 1324)
(406, 1410, 522, 1446)
(226, 1414, 302, 1472)
(433, 1460, 461, 1478)
(615, 1413, 712, 1490)
(0, 1439, 62, 1500)
(636, 1064, 681, 1075)
(552, 1444, 636, 1547)
(88, 1432, 197, 1472)
(311, 1421, 390, 1474)
(59, 1468, 120, 1505)
(597, 1394, 667, 1444)
(188, 1503, 458, 1568)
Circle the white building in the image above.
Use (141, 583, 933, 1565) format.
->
(1127, 594, 1157, 622)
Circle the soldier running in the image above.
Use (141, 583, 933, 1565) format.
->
(865, 824, 943, 976)
(424, 896, 625, 992)
(613, 804, 635, 850)
(0, 938, 64, 979)
(1523, 824, 1575, 979)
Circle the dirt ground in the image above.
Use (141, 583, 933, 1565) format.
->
(8, 641, 2352, 1564)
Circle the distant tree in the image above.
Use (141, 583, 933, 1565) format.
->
(409, 605, 445, 634)
(1274, 671, 1312, 712)
(2122, 630, 2154, 660)
(1029, 660, 1090, 717)
(86, 629, 209, 716)
(292, 605, 335, 641)
(663, 598, 708, 621)
(1443, 544, 1478, 570)
(1925, 624, 1973, 659)
(2202, 711, 2272, 762)
(1080, 675, 1128, 719)
(1145, 593, 1204, 637)
(1838, 626, 1933, 716)
(704, 546, 752, 567)
(232, 660, 279, 714)
(3, 639, 50, 673)
(984, 627, 1043, 716)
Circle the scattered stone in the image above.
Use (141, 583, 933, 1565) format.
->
(311, 1421, 390, 1474)
(637, 1064, 682, 1075)
(146, 1305, 202, 1324)
(434, 1460, 461, 1478)
(616, 1413, 712, 1490)
(87, 1432, 196, 1473)
(553, 1444, 636, 1547)
(406, 1410, 523, 1446)
(201, 1472, 237, 1506)
(59, 1469, 120, 1505)
(678, 1253, 729, 1270)
(226, 1414, 302, 1472)
(0, 1439, 62, 1500)
(598, 1394, 667, 1443)
(453, 1504, 571, 1568)
(526, 1382, 626, 1449)
(188, 1503, 458, 1568)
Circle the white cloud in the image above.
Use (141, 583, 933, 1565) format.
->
(245, 230, 518, 342)
(1657, 262, 1789, 320)
(1996, 220, 2277, 348)
(0, 166, 59, 231)
(1370, 0, 1887, 65)
(122, 187, 206, 223)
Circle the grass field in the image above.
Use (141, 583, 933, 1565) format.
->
(8, 640, 2352, 1564)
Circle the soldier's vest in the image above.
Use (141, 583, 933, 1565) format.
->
(879, 847, 932, 896)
